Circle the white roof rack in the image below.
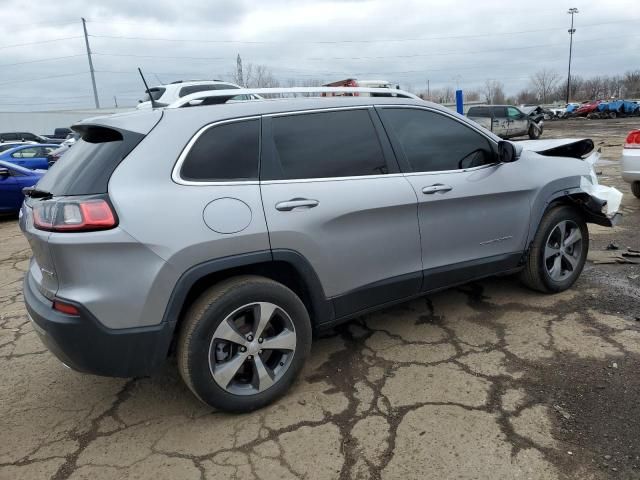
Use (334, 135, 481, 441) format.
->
(167, 86, 420, 108)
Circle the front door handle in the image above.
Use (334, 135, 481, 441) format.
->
(422, 184, 452, 194)
(275, 198, 319, 211)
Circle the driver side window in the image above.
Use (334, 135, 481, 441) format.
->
(507, 107, 521, 119)
(379, 108, 495, 172)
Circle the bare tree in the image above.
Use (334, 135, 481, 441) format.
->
(465, 90, 480, 101)
(529, 69, 560, 104)
(483, 80, 505, 104)
(582, 76, 605, 100)
(230, 63, 280, 88)
(623, 70, 640, 97)
(516, 89, 538, 105)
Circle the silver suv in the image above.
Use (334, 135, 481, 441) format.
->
(20, 88, 621, 412)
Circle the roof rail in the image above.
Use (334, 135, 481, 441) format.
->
(167, 86, 421, 108)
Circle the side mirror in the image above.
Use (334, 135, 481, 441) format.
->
(498, 141, 517, 163)
(0, 167, 10, 177)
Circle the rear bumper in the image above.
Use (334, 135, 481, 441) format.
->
(23, 272, 175, 377)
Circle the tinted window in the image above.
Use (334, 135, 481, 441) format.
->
(21, 133, 37, 141)
(36, 126, 144, 196)
(180, 119, 259, 181)
(380, 108, 495, 172)
(179, 84, 240, 97)
(467, 107, 491, 118)
(491, 107, 507, 118)
(0, 133, 19, 141)
(269, 110, 387, 180)
(144, 87, 165, 102)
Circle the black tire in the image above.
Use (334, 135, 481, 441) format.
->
(177, 275, 312, 412)
(528, 124, 542, 139)
(519, 206, 589, 293)
(632, 181, 640, 199)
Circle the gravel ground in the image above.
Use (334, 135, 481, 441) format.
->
(0, 117, 639, 480)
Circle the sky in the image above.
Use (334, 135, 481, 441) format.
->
(0, 0, 638, 111)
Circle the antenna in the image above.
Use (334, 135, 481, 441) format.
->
(138, 67, 160, 109)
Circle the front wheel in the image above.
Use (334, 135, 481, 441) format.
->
(528, 124, 543, 139)
(177, 275, 312, 412)
(520, 206, 589, 293)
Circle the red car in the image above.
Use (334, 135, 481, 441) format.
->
(574, 100, 602, 116)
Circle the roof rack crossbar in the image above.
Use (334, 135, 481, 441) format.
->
(168, 86, 420, 108)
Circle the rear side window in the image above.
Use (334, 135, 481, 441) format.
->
(380, 108, 494, 172)
(491, 106, 507, 117)
(35, 126, 144, 196)
(180, 119, 259, 181)
(467, 107, 490, 118)
(268, 109, 387, 180)
(179, 84, 240, 97)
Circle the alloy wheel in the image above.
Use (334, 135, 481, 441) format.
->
(544, 220, 583, 282)
(208, 302, 297, 395)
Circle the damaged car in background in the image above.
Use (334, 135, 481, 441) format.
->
(467, 105, 544, 139)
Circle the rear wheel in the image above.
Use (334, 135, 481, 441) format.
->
(520, 206, 588, 293)
(177, 275, 312, 412)
(632, 181, 640, 199)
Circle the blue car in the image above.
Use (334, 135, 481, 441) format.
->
(0, 160, 44, 213)
(0, 144, 58, 170)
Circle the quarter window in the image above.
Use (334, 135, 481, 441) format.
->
(380, 108, 495, 172)
(180, 119, 259, 181)
(269, 109, 388, 180)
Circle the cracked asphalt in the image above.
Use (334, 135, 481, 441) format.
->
(1, 118, 640, 480)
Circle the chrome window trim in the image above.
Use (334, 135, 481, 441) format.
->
(172, 116, 261, 186)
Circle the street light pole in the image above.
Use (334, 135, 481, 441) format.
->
(566, 8, 579, 104)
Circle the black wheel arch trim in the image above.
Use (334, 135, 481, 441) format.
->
(161, 249, 334, 329)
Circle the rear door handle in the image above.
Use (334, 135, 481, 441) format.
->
(275, 198, 319, 211)
(422, 184, 452, 194)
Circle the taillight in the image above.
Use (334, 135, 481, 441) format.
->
(33, 196, 117, 232)
(624, 130, 640, 149)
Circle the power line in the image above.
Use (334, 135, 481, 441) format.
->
(0, 54, 85, 68)
(85, 17, 640, 45)
(93, 52, 229, 61)
(0, 36, 83, 50)
(0, 72, 88, 87)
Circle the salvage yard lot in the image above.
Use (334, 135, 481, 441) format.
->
(1, 118, 639, 480)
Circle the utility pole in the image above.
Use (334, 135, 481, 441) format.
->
(113, 96, 118, 108)
(566, 8, 579, 104)
(236, 54, 244, 87)
(82, 18, 100, 109)
(427, 79, 430, 100)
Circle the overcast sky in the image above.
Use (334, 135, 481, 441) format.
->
(0, 0, 638, 111)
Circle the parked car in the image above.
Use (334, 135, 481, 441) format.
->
(322, 78, 400, 96)
(47, 133, 81, 166)
(21, 87, 621, 413)
(467, 105, 544, 139)
(136, 80, 257, 109)
(0, 144, 58, 170)
(573, 100, 602, 117)
(622, 129, 640, 198)
(44, 127, 72, 141)
(0, 160, 44, 213)
(0, 142, 38, 153)
(0, 132, 55, 144)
